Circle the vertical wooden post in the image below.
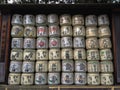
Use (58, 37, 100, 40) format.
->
(5, 15, 11, 84)
(0, 14, 11, 84)
(112, 11, 120, 84)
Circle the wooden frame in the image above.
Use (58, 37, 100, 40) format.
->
(0, 14, 11, 84)
(0, 4, 120, 88)
(112, 9, 120, 84)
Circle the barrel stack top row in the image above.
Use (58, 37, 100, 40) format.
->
(11, 14, 110, 26)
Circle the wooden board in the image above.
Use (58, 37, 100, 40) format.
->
(0, 85, 114, 90)
(112, 12, 120, 84)
(60, 89, 111, 90)
(0, 63, 5, 83)
(49, 89, 58, 90)
(0, 11, 1, 62)
(0, 87, 5, 90)
(7, 88, 49, 90)
(0, 86, 49, 90)
(0, 14, 11, 84)
(0, 15, 8, 62)
(4, 15, 11, 84)
(115, 89, 120, 90)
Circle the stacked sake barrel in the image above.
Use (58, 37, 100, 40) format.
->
(9, 14, 24, 85)
(72, 15, 87, 85)
(35, 14, 48, 85)
(8, 14, 114, 85)
(60, 14, 74, 84)
(9, 14, 36, 85)
(48, 14, 61, 85)
(85, 14, 113, 85)
(85, 15, 101, 85)
(98, 15, 113, 85)
(8, 14, 61, 85)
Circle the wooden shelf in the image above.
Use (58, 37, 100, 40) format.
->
(0, 3, 120, 9)
(0, 3, 119, 14)
(0, 85, 118, 90)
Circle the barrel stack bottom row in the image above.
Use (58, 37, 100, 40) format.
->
(8, 72, 114, 85)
